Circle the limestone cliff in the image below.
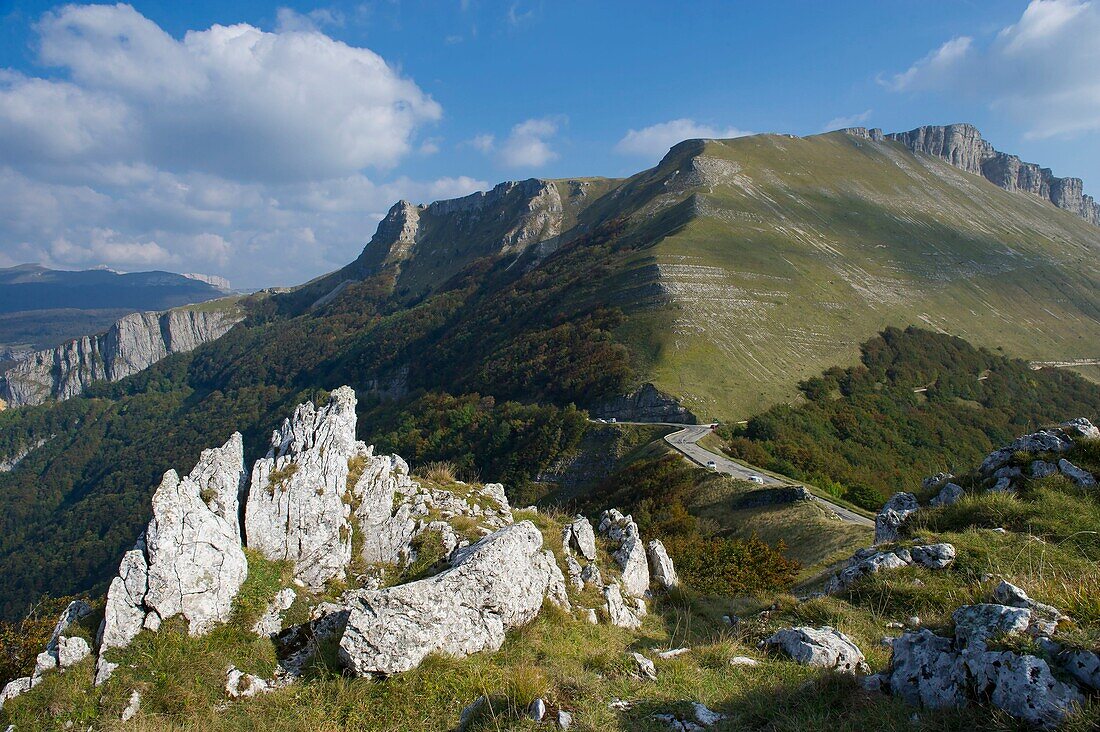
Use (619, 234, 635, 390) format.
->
(845, 124, 1100, 225)
(0, 306, 242, 408)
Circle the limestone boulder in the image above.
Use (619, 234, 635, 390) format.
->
(646, 539, 679, 589)
(874, 493, 919, 544)
(338, 521, 567, 675)
(930, 482, 964, 507)
(562, 515, 597, 561)
(1058, 459, 1096, 488)
(888, 629, 967, 709)
(764, 626, 867, 673)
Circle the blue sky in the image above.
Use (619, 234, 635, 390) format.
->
(0, 1, 1097, 287)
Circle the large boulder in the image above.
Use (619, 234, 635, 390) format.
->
(603, 583, 643, 629)
(965, 650, 1082, 728)
(562, 515, 597, 561)
(245, 387, 362, 589)
(888, 629, 968, 709)
(930, 482, 964, 507)
(96, 433, 248, 683)
(764, 626, 867, 673)
(874, 493, 919, 544)
(952, 604, 1032, 648)
(598, 509, 650, 596)
(646, 539, 679, 589)
(1058, 459, 1097, 488)
(338, 521, 567, 675)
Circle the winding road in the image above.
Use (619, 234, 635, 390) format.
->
(595, 419, 874, 527)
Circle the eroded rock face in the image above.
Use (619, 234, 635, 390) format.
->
(0, 308, 241, 408)
(603, 583, 642, 629)
(591, 383, 698, 424)
(562, 516, 597, 561)
(764, 626, 867, 673)
(646, 539, 679, 589)
(598, 509, 650, 597)
(874, 493, 919, 544)
(966, 651, 1082, 728)
(245, 387, 360, 589)
(889, 629, 968, 708)
(338, 521, 567, 675)
(884, 124, 1100, 226)
(96, 433, 248, 683)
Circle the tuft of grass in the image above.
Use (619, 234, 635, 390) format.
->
(416, 461, 458, 485)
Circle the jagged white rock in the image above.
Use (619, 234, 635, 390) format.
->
(930, 482, 964, 507)
(338, 521, 568, 675)
(245, 387, 360, 589)
(598, 509, 650, 596)
(631, 652, 657, 680)
(562, 515, 597, 561)
(646, 539, 679, 588)
(1058, 458, 1097, 488)
(602, 583, 642, 629)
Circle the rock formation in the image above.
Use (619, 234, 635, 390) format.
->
(590, 383, 698, 424)
(763, 626, 867, 673)
(96, 434, 248, 683)
(0, 307, 242, 407)
(598, 509, 651, 597)
(244, 387, 362, 589)
(824, 543, 955, 594)
(873, 492, 919, 544)
(845, 124, 1100, 226)
(338, 521, 568, 675)
(1, 600, 93, 709)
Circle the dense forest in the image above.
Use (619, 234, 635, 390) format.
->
(719, 327, 1100, 509)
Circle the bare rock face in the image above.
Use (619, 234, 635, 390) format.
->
(0, 307, 242, 408)
(874, 493, 919, 544)
(764, 626, 867, 673)
(95, 433, 248, 683)
(0, 600, 94, 708)
(888, 629, 968, 709)
(965, 651, 1082, 728)
(646, 539, 679, 589)
(338, 521, 567, 675)
(603, 583, 643, 629)
(562, 515, 597, 562)
(591, 383, 698, 424)
(884, 124, 1100, 226)
(1058, 458, 1097, 488)
(245, 387, 361, 590)
(598, 509, 650, 597)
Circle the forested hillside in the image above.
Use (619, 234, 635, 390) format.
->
(719, 327, 1100, 509)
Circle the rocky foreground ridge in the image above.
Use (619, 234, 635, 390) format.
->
(845, 124, 1100, 226)
(0, 306, 242, 408)
(0, 386, 678, 719)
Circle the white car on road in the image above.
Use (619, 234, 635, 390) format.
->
(706, 460, 717, 470)
(748, 475, 765, 484)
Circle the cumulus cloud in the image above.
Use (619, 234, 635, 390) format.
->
(884, 0, 1100, 138)
(614, 118, 752, 160)
(497, 118, 561, 168)
(822, 109, 874, 132)
(0, 4, 489, 287)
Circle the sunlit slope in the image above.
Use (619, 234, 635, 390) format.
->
(609, 132, 1100, 419)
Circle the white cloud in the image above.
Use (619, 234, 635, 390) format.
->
(275, 7, 345, 33)
(822, 109, 873, 132)
(467, 134, 496, 153)
(0, 4, 490, 287)
(20, 3, 441, 181)
(497, 117, 560, 168)
(614, 118, 752, 160)
(885, 0, 1100, 138)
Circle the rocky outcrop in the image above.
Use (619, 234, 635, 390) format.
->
(598, 509, 650, 597)
(875, 588, 1087, 728)
(873, 124, 1100, 226)
(244, 387, 361, 590)
(0, 600, 94, 709)
(591, 383, 698, 424)
(763, 626, 867, 673)
(338, 521, 568, 676)
(0, 437, 50, 472)
(0, 307, 242, 408)
(874, 492, 919, 544)
(646, 539, 679, 589)
(972, 418, 1098, 493)
(824, 542, 955, 594)
(96, 434, 248, 683)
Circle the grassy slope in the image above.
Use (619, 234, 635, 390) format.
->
(6, 443, 1100, 731)
(611, 133, 1100, 420)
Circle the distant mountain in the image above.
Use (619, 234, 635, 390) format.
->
(0, 265, 230, 315)
(0, 265, 232, 363)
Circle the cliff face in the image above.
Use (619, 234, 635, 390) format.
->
(844, 124, 1100, 226)
(0, 308, 242, 408)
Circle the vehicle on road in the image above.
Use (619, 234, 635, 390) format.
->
(748, 475, 765, 484)
(706, 460, 717, 470)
